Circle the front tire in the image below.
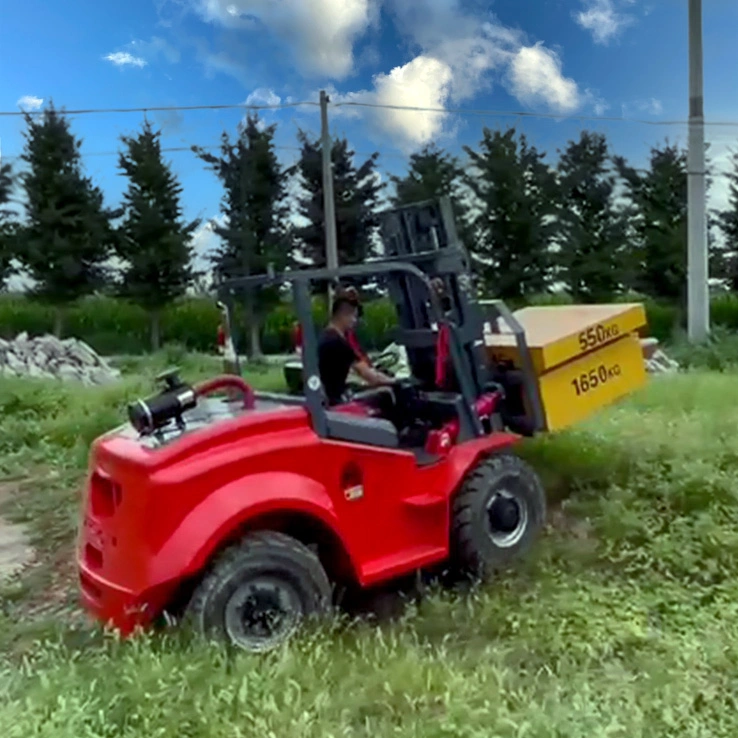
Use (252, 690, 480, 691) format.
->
(185, 531, 332, 652)
(451, 453, 546, 581)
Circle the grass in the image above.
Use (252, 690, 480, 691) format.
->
(1, 350, 738, 735)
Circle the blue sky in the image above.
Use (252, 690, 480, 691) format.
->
(2, 0, 738, 263)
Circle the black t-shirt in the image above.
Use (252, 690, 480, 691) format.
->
(318, 328, 358, 404)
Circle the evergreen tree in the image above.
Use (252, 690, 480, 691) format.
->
(556, 131, 629, 302)
(390, 143, 473, 248)
(193, 114, 292, 357)
(463, 127, 558, 301)
(17, 104, 115, 335)
(0, 162, 12, 219)
(390, 144, 464, 206)
(713, 150, 738, 290)
(294, 130, 383, 268)
(117, 120, 200, 350)
(0, 161, 17, 289)
(614, 143, 688, 303)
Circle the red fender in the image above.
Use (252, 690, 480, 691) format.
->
(148, 472, 357, 585)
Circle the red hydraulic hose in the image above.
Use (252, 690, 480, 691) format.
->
(194, 375, 255, 410)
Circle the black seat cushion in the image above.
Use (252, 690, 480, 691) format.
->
(325, 412, 400, 448)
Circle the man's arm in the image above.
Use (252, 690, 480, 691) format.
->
(352, 359, 393, 387)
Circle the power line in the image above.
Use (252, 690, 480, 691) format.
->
(3, 98, 738, 127)
(0, 101, 318, 118)
(333, 101, 702, 127)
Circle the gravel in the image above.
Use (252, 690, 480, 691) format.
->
(0, 332, 121, 385)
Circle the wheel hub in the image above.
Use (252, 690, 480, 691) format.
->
(224, 576, 302, 651)
(485, 490, 528, 548)
(488, 497, 520, 533)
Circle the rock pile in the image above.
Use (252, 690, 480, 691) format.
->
(0, 333, 121, 385)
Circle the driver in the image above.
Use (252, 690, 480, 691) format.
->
(318, 295, 394, 406)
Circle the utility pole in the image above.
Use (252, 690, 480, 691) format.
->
(687, 0, 709, 341)
(320, 91, 339, 299)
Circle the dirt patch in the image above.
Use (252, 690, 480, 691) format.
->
(0, 483, 34, 583)
(549, 505, 596, 540)
(0, 476, 85, 628)
(17, 543, 85, 623)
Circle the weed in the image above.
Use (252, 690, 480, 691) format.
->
(1, 370, 738, 735)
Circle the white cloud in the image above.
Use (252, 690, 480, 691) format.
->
(707, 142, 733, 214)
(104, 37, 180, 69)
(16, 95, 43, 111)
(574, 0, 634, 45)
(190, 216, 225, 274)
(325, 1, 583, 150)
(622, 97, 663, 117)
(508, 44, 580, 113)
(326, 56, 454, 151)
(128, 36, 181, 64)
(245, 88, 281, 107)
(372, 56, 453, 141)
(104, 51, 148, 68)
(193, 0, 585, 150)
(192, 0, 377, 79)
(590, 92, 610, 116)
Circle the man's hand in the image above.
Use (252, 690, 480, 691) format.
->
(353, 360, 394, 387)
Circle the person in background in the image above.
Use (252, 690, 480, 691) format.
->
(291, 321, 303, 356)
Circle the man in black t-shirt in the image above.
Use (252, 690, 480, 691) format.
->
(318, 296, 394, 405)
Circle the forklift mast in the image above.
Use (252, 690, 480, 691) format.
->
(377, 197, 493, 397)
(217, 196, 546, 436)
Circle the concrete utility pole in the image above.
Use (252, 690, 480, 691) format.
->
(319, 91, 339, 289)
(687, 0, 709, 341)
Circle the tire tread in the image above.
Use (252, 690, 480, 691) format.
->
(186, 530, 332, 649)
(451, 453, 546, 580)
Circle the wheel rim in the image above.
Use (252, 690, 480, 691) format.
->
(223, 575, 303, 652)
(486, 489, 528, 548)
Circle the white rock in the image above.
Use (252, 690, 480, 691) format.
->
(0, 334, 121, 385)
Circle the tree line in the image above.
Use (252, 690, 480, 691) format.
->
(1, 103, 737, 354)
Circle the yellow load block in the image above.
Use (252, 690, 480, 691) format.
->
(484, 303, 648, 432)
(535, 333, 646, 431)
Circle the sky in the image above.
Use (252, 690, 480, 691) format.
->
(2, 0, 738, 269)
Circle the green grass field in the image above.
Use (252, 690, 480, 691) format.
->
(1, 351, 737, 736)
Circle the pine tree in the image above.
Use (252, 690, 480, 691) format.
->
(614, 143, 688, 303)
(117, 119, 200, 350)
(555, 131, 629, 302)
(390, 144, 464, 206)
(390, 144, 472, 247)
(294, 130, 383, 268)
(193, 114, 292, 357)
(713, 150, 738, 290)
(17, 104, 116, 335)
(463, 127, 558, 301)
(0, 162, 12, 219)
(0, 161, 17, 289)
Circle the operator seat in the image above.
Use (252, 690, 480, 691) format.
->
(324, 410, 400, 448)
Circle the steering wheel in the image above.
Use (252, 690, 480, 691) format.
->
(390, 377, 423, 406)
(392, 376, 421, 390)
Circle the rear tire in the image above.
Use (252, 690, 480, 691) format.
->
(185, 531, 332, 652)
(451, 453, 546, 581)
